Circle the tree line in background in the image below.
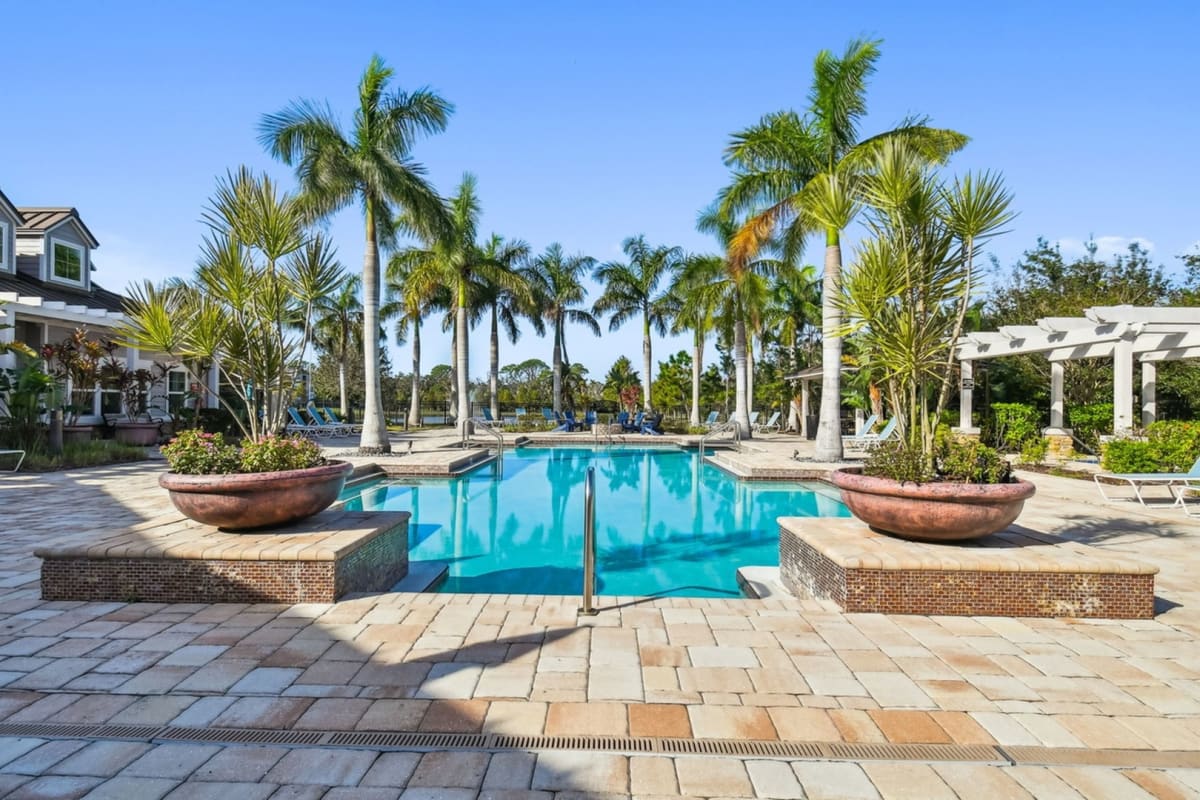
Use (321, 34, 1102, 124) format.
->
(115, 42, 1197, 455)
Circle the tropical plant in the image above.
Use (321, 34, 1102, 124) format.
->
(0, 355, 53, 452)
(118, 169, 339, 444)
(721, 38, 967, 459)
(41, 328, 106, 425)
(260, 54, 453, 452)
(525, 244, 600, 412)
(836, 142, 1014, 480)
(313, 272, 362, 417)
(602, 356, 641, 408)
(593, 236, 682, 411)
(476, 234, 536, 419)
(670, 255, 721, 426)
(385, 251, 445, 428)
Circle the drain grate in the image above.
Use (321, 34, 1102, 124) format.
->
(0, 721, 1196, 769)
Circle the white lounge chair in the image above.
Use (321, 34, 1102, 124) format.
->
(286, 408, 330, 438)
(702, 410, 720, 429)
(0, 450, 24, 472)
(754, 411, 782, 433)
(1094, 456, 1200, 515)
(844, 417, 897, 451)
(842, 414, 879, 445)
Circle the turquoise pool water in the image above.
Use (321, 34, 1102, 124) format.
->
(340, 446, 849, 597)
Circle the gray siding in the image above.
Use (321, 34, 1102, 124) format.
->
(15, 254, 39, 280)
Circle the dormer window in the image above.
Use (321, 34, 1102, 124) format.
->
(51, 238, 85, 284)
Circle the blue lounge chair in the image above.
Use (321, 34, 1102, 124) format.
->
(321, 406, 362, 434)
(844, 416, 895, 452)
(754, 411, 782, 434)
(1095, 455, 1200, 515)
(584, 410, 597, 429)
(616, 411, 629, 430)
(622, 411, 645, 433)
(564, 410, 584, 432)
(306, 406, 351, 436)
(640, 412, 663, 435)
(287, 407, 329, 438)
(703, 410, 720, 429)
(748, 411, 760, 427)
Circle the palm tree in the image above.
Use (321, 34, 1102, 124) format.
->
(259, 55, 453, 453)
(313, 272, 362, 417)
(686, 204, 780, 438)
(383, 251, 447, 428)
(721, 38, 967, 460)
(525, 244, 600, 413)
(476, 235, 536, 420)
(762, 265, 821, 430)
(403, 174, 526, 432)
(593, 236, 682, 412)
(670, 254, 721, 426)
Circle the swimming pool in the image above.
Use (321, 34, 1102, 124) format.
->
(341, 446, 849, 597)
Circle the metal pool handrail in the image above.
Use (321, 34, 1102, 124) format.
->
(466, 417, 505, 457)
(580, 465, 598, 616)
(699, 418, 741, 453)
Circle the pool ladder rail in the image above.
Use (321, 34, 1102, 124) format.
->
(580, 465, 598, 616)
(465, 418, 505, 473)
(698, 418, 742, 454)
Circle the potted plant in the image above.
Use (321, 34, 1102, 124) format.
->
(117, 167, 352, 530)
(99, 349, 164, 445)
(159, 430, 348, 530)
(41, 328, 105, 443)
(827, 142, 1033, 541)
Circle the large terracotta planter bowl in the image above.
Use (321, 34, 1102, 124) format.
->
(160, 460, 352, 531)
(830, 468, 1036, 542)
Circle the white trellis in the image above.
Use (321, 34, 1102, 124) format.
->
(954, 305, 1200, 437)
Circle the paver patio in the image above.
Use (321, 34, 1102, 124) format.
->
(0, 432, 1197, 797)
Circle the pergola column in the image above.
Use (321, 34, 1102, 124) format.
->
(1049, 361, 1065, 429)
(800, 378, 811, 439)
(1141, 361, 1157, 428)
(207, 359, 220, 409)
(953, 359, 980, 435)
(0, 307, 15, 373)
(1114, 337, 1134, 433)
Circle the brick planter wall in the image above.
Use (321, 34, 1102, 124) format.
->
(38, 511, 409, 605)
(779, 517, 1157, 619)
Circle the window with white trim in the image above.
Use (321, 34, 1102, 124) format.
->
(0, 220, 8, 271)
(167, 370, 188, 413)
(51, 239, 85, 284)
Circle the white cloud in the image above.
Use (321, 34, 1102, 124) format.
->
(1054, 235, 1155, 261)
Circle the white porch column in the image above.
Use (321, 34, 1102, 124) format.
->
(0, 307, 15, 373)
(955, 359, 980, 434)
(800, 379, 810, 439)
(1113, 337, 1134, 433)
(1141, 361, 1157, 429)
(1049, 361, 1065, 429)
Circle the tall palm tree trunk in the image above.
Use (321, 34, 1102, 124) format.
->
(448, 330, 457, 425)
(552, 322, 563, 414)
(360, 202, 390, 452)
(642, 316, 653, 412)
(733, 314, 751, 438)
(746, 334, 755, 418)
(456, 284, 470, 432)
(690, 328, 703, 427)
(409, 318, 421, 428)
(489, 304, 500, 421)
(337, 360, 347, 418)
(814, 231, 844, 461)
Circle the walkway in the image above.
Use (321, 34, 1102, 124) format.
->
(0, 433, 1197, 797)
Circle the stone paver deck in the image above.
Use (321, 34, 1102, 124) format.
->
(0, 432, 1197, 797)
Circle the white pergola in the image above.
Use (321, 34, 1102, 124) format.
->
(784, 365, 857, 437)
(954, 305, 1200, 436)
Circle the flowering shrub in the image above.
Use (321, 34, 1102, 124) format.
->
(239, 435, 323, 473)
(161, 430, 323, 474)
(161, 430, 240, 475)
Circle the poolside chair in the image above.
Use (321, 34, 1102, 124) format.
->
(640, 412, 663, 436)
(306, 406, 351, 436)
(584, 410, 598, 429)
(287, 407, 329, 438)
(481, 407, 499, 425)
(622, 411, 645, 433)
(322, 407, 363, 434)
(564, 410, 584, 432)
(754, 411, 782, 434)
(1094, 455, 1200, 515)
(0, 450, 25, 472)
(844, 417, 897, 452)
(616, 411, 630, 430)
(703, 410, 720, 429)
(748, 411, 760, 427)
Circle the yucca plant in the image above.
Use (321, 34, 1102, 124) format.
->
(117, 168, 344, 443)
(836, 142, 1015, 477)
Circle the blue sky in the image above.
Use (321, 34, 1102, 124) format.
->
(3, 1, 1197, 383)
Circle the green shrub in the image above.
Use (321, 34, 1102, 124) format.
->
(936, 438, 1012, 484)
(1018, 437, 1050, 466)
(1101, 420, 1200, 473)
(239, 435, 323, 473)
(986, 402, 1041, 452)
(863, 439, 935, 484)
(21, 440, 149, 472)
(161, 430, 240, 474)
(1069, 403, 1113, 453)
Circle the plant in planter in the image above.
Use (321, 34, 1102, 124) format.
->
(828, 142, 1033, 541)
(117, 168, 351, 530)
(99, 351, 164, 445)
(41, 328, 106, 437)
